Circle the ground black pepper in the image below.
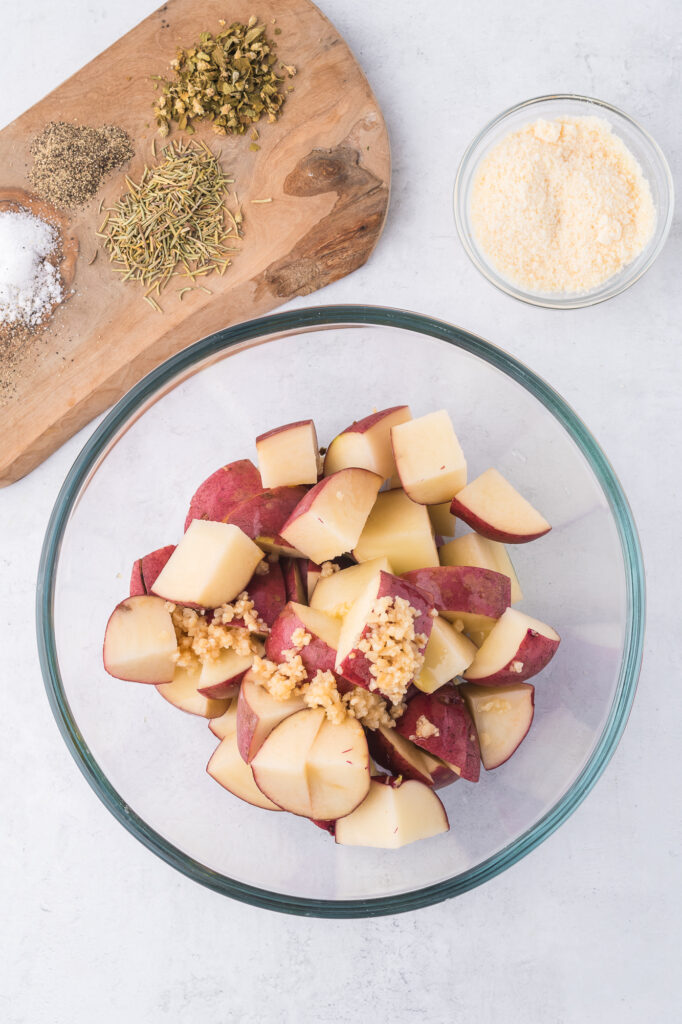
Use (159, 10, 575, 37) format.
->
(29, 122, 134, 209)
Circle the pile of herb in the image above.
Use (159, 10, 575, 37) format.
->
(98, 139, 242, 310)
(29, 122, 133, 209)
(152, 15, 295, 138)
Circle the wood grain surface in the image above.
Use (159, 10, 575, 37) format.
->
(0, 0, 390, 485)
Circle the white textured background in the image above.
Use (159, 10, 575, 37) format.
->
(1, 1, 681, 1021)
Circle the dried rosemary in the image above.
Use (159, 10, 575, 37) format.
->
(152, 15, 296, 137)
(98, 139, 242, 304)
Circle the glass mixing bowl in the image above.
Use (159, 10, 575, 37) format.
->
(37, 306, 644, 917)
(454, 94, 674, 308)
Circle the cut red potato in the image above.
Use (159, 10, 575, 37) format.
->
(197, 648, 255, 698)
(103, 595, 177, 684)
(151, 520, 264, 608)
(401, 565, 510, 638)
(280, 468, 383, 563)
(463, 607, 560, 685)
(440, 532, 523, 603)
(129, 544, 176, 597)
(353, 488, 438, 574)
(256, 535, 304, 558)
(310, 555, 392, 618)
(156, 664, 230, 718)
(450, 468, 550, 544)
(415, 616, 477, 693)
(368, 725, 457, 789)
(396, 685, 480, 782)
(391, 410, 467, 504)
(209, 701, 235, 741)
(334, 777, 449, 849)
(281, 557, 307, 604)
(236, 669, 307, 763)
(335, 570, 434, 693)
(266, 602, 341, 683)
(207, 704, 281, 811)
(428, 502, 456, 539)
(306, 560, 322, 601)
(184, 459, 262, 531)
(461, 682, 535, 769)
(256, 419, 320, 489)
(225, 485, 308, 552)
(244, 559, 286, 627)
(251, 708, 370, 819)
(323, 405, 412, 480)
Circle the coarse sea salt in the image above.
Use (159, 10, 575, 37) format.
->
(0, 209, 63, 327)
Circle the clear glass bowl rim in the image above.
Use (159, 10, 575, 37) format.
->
(36, 305, 645, 918)
(454, 93, 675, 309)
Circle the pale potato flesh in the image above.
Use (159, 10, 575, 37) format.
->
(461, 683, 534, 770)
(324, 406, 412, 479)
(152, 520, 264, 608)
(251, 708, 325, 816)
(464, 607, 559, 679)
(281, 469, 382, 563)
(256, 421, 319, 488)
(236, 670, 307, 762)
(310, 556, 392, 618)
(454, 468, 550, 539)
(334, 571, 381, 668)
(353, 489, 438, 574)
(207, 704, 282, 810)
(391, 410, 467, 505)
(198, 648, 254, 690)
(440, 532, 523, 603)
(291, 602, 342, 649)
(103, 595, 177, 683)
(334, 779, 449, 849)
(157, 665, 229, 718)
(415, 616, 477, 693)
(428, 502, 457, 538)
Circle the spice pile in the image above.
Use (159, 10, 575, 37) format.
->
(0, 208, 63, 327)
(98, 139, 242, 310)
(29, 121, 134, 209)
(152, 16, 295, 138)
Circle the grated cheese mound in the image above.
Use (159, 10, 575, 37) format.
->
(356, 596, 427, 706)
(470, 116, 656, 294)
(168, 600, 265, 669)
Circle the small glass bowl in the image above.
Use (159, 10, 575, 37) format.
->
(454, 94, 674, 309)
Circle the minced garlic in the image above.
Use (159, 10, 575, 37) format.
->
(356, 596, 427, 706)
(320, 560, 340, 578)
(290, 627, 312, 651)
(251, 651, 308, 701)
(470, 116, 656, 295)
(415, 715, 440, 740)
(478, 698, 512, 714)
(168, 598, 265, 670)
(303, 670, 347, 725)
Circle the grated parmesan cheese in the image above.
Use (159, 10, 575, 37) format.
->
(470, 116, 656, 294)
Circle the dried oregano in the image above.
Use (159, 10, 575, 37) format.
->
(152, 16, 296, 137)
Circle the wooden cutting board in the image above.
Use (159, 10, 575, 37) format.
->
(0, 0, 390, 486)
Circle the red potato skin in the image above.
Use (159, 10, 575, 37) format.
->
(449, 497, 551, 544)
(395, 685, 481, 783)
(235, 683, 260, 763)
(244, 560, 286, 627)
(279, 469, 382, 533)
(197, 676, 245, 699)
(129, 559, 145, 596)
(184, 460, 262, 531)
(265, 603, 338, 684)
(282, 557, 307, 604)
(312, 818, 336, 835)
(464, 629, 560, 685)
(129, 545, 176, 597)
(336, 572, 435, 692)
(256, 419, 314, 443)
(367, 729, 434, 787)
(401, 566, 511, 619)
(338, 405, 410, 436)
(226, 486, 309, 541)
